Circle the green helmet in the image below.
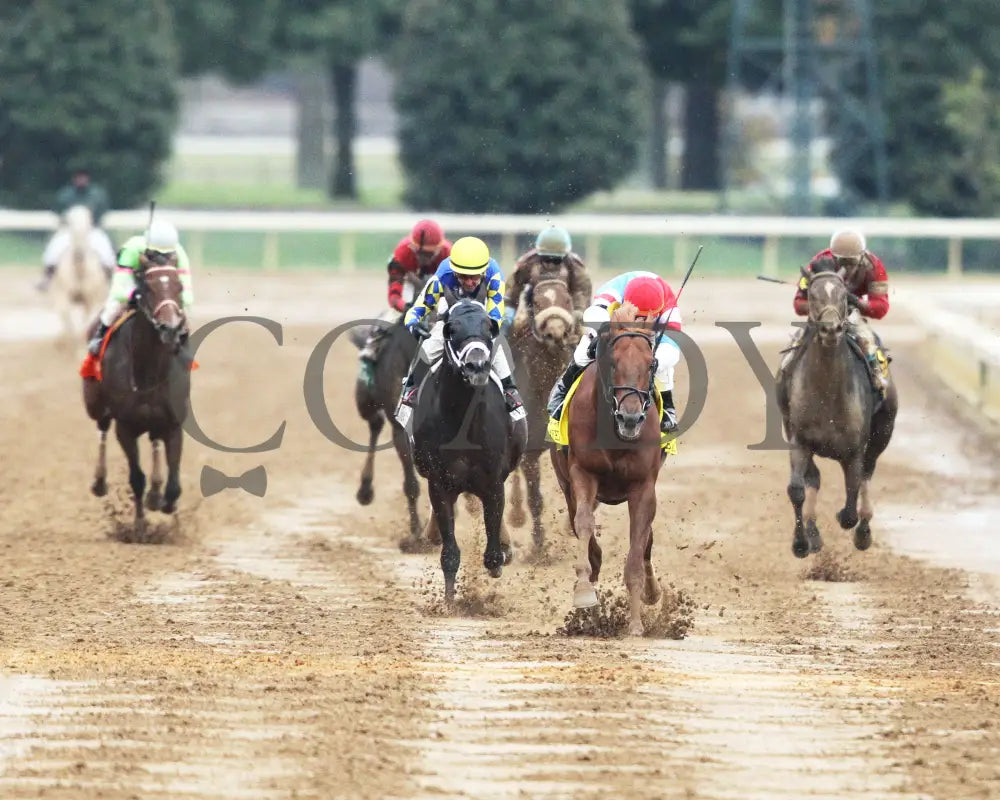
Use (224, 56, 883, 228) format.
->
(535, 226, 572, 258)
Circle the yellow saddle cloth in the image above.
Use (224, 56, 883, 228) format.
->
(546, 372, 678, 455)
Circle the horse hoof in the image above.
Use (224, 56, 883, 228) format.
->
(629, 621, 645, 636)
(91, 478, 107, 497)
(643, 582, 662, 606)
(144, 491, 162, 512)
(356, 482, 374, 505)
(792, 537, 810, 559)
(487, 565, 503, 579)
(160, 502, 177, 515)
(854, 519, 872, 551)
(806, 521, 823, 553)
(836, 508, 858, 530)
(573, 583, 598, 609)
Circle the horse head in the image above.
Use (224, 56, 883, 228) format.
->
(135, 255, 186, 349)
(443, 299, 497, 387)
(597, 301, 656, 441)
(806, 258, 849, 348)
(528, 279, 576, 352)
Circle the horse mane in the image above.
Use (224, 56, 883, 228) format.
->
(610, 301, 653, 334)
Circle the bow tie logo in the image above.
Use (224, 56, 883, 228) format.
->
(200, 464, 268, 498)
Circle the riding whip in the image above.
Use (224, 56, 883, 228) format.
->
(654, 244, 703, 350)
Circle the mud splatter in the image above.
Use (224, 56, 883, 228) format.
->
(416, 567, 512, 618)
(557, 586, 631, 638)
(642, 581, 696, 639)
(802, 549, 862, 583)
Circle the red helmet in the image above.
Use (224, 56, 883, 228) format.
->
(623, 276, 666, 316)
(410, 219, 444, 249)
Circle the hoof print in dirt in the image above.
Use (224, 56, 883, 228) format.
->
(802, 549, 861, 583)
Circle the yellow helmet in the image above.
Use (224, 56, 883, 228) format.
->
(449, 236, 490, 275)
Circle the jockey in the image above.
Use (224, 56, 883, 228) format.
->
(81, 219, 194, 370)
(395, 236, 524, 422)
(37, 168, 117, 292)
(787, 229, 890, 392)
(501, 226, 592, 336)
(547, 271, 683, 434)
(358, 219, 452, 385)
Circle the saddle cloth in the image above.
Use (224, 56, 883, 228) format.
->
(546, 370, 677, 455)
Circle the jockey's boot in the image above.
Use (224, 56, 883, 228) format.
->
(400, 357, 431, 408)
(87, 321, 110, 356)
(547, 359, 585, 421)
(501, 376, 526, 420)
(659, 390, 679, 435)
(36, 264, 56, 293)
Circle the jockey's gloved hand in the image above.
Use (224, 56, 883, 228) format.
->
(410, 322, 431, 341)
(846, 293, 862, 310)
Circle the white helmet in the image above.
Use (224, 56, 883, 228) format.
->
(829, 229, 866, 264)
(145, 219, 179, 253)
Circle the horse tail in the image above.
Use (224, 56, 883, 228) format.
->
(507, 469, 527, 528)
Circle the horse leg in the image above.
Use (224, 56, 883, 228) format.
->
(836, 454, 863, 532)
(803, 457, 823, 553)
(390, 423, 424, 543)
(855, 406, 896, 551)
(160, 426, 183, 515)
(145, 438, 164, 511)
(522, 454, 546, 549)
(91, 418, 111, 497)
(788, 442, 811, 558)
(625, 480, 657, 635)
(482, 487, 506, 579)
(569, 462, 599, 609)
(506, 470, 527, 528)
(429, 481, 460, 602)
(356, 411, 383, 506)
(115, 423, 146, 530)
(642, 523, 662, 605)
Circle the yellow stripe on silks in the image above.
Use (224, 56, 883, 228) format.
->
(546, 373, 678, 455)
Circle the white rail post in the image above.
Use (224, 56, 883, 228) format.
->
(585, 234, 600, 271)
(947, 237, 963, 277)
(262, 231, 280, 272)
(340, 232, 357, 272)
(673, 235, 689, 276)
(762, 235, 780, 277)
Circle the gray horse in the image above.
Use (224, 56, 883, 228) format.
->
(776, 266, 898, 557)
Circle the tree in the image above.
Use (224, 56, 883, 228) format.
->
(0, 0, 179, 210)
(628, 0, 732, 190)
(393, 0, 647, 213)
(834, 0, 1000, 215)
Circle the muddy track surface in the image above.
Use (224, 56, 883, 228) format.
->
(1, 270, 998, 799)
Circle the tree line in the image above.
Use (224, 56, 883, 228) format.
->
(2, 0, 999, 216)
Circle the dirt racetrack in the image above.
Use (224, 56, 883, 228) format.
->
(1, 267, 998, 799)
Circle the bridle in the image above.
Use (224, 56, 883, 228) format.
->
(526, 278, 573, 344)
(135, 265, 186, 340)
(599, 327, 657, 422)
(806, 270, 848, 330)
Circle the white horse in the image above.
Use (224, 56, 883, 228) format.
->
(51, 205, 109, 346)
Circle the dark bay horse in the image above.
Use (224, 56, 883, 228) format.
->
(411, 299, 527, 601)
(507, 278, 581, 548)
(776, 266, 898, 557)
(551, 302, 666, 635)
(353, 273, 426, 543)
(83, 264, 190, 532)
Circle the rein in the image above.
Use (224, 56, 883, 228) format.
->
(600, 328, 656, 417)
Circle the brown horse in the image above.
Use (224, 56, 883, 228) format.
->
(507, 278, 581, 548)
(551, 302, 666, 635)
(83, 264, 190, 534)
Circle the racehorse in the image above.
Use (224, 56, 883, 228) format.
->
(83, 262, 190, 535)
(551, 302, 667, 635)
(506, 278, 580, 548)
(776, 263, 898, 557)
(410, 299, 527, 601)
(353, 272, 428, 544)
(52, 205, 107, 346)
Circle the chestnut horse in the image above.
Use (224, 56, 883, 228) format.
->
(551, 302, 667, 635)
(83, 263, 190, 535)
